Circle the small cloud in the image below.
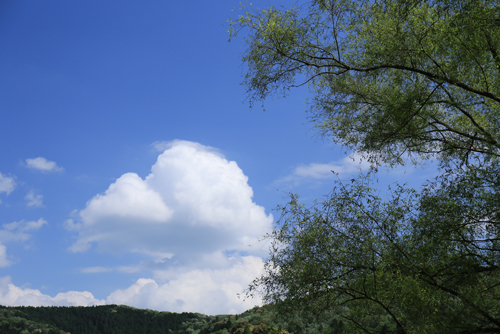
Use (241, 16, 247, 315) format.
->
(3, 219, 47, 233)
(81, 266, 112, 274)
(81, 266, 141, 274)
(0, 244, 13, 267)
(25, 157, 63, 172)
(0, 220, 47, 267)
(25, 191, 43, 208)
(293, 162, 341, 179)
(0, 219, 48, 244)
(0, 173, 16, 195)
(276, 153, 372, 186)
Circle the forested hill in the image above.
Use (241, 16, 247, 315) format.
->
(0, 304, 346, 334)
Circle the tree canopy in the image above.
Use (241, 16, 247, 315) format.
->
(229, 0, 500, 166)
(229, 0, 500, 333)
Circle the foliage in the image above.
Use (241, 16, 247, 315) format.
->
(248, 169, 500, 332)
(228, 0, 500, 166)
(229, 0, 500, 333)
(7, 304, 219, 334)
(0, 304, 343, 334)
(0, 307, 64, 334)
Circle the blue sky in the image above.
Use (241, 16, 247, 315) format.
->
(0, 1, 438, 315)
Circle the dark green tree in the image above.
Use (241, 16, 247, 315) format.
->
(229, 0, 500, 333)
(243, 324, 252, 334)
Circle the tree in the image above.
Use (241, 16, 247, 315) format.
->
(229, 0, 500, 166)
(229, 0, 500, 333)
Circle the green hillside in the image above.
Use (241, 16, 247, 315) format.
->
(0, 304, 348, 334)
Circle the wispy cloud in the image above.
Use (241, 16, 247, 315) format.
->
(0, 219, 48, 267)
(1, 219, 48, 242)
(81, 266, 141, 274)
(25, 191, 43, 208)
(25, 157, 64, 172)
(276, 153, 372, 186)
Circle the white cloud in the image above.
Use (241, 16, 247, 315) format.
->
(276, 153, 372, 185)
(0, 173, 16, 195)
(0, 276, 104, 307)
(68, 140, 273, 257)
(58, 140, 273, 314)
(81, 266, 112, 273)
(81, 266, 141, 274)
(0, 218, 48, 242)
(106, 255, 264, 315)
(151, 140, 221, 155)
(131, 249, 174, 263)
(80, 172, 173, 226)
(25, 157, 64, 172)
(0, 244, 12, 267)
(0, 255, 263, 314)
(0, 219, 47, 267)
(3, 218, 47, 234)
(25, 190, 43, 207)
(53, 291, 105, 306)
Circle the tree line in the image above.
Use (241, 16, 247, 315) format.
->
(0, 304, 348, 334)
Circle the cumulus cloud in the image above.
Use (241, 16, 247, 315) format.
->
(59, 140, 273, 313)
(0, 255, 263, 314)
(80, 173, 173, 227)
(68, 140, 273, 257)
(0, 276, 104, 307)
(25, 157, 64, 172)
(0, 173, 16, 195)
(25, 190, 43, 207)
(276, 153, 372, 185)
(106, 255, 264, 315)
